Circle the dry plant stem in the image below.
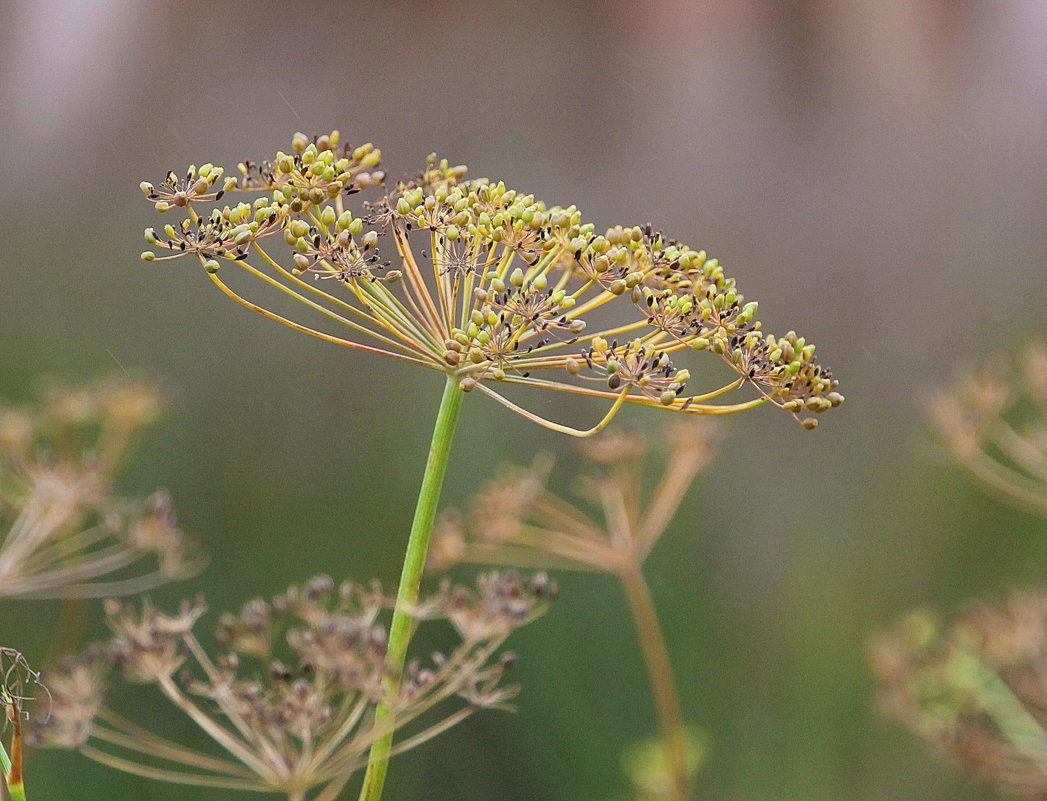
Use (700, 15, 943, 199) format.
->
(358, 375, 464, 801)
(619, 566, 689, 801)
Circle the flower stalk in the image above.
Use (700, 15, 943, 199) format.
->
(619, 566, 688, 801)
(428, 422, 719, 800)
(358, 375, 464, 801)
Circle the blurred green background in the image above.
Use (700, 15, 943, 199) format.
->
(2, 1, 1047, 799)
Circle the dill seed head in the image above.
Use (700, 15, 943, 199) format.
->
(0, 377, 201, 599)
(428, 420, 719, 576)
(870, 591, 1047, 798)
(32, 573, 552, 798)
(928, 341, 1047, 517)
(141, 132, 844, 433)
(27, 654, 103, 750)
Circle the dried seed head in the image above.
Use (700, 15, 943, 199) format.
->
(29, 654, 104, 749)
(871, 591, 1047, 797)
(929, 342, 1047, 517)
(0, 377, 201, 600)
(34, 573, 549, 796)
(430, 420, 719, 577)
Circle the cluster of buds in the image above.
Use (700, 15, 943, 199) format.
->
(31, 572, 552, 800)
(929, 342, 1047, 516)
(141, 132, 843, 432)
(0, 377, 199, 599)
(870, 591, 1047, 798)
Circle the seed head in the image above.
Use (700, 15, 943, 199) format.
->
(429, 420, 719, 575)
(871, 591, 1047, 798)
(0, 377, 201, 599)
(32, 573, 551, 797)
(929, 341, 1047, 517)
(141, 133, 844, 433)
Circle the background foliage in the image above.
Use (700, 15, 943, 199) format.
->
(2, 1, 1046, 799)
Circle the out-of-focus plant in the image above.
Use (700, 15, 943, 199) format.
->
(31, 571, 553, 801)
(929, 341, 1047, 516)
(139, 130, 843, 801)
(870, 591, 1047, 798)
(868, 338, 1047, 797)
(0, 377, 200, 599)
(429, 421, 716, 801)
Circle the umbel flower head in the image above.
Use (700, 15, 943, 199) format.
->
(870, 591, 1047, 799)
(0, 377, 200, 599)
(929, 341, 1047, 517)
(31, 572, 553, 801)
(141, 132, 843, 433)
(429, 420, 718, 576)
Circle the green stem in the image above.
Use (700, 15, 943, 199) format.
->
(358, 375, 464, 801)
(619, 567, 689, 801)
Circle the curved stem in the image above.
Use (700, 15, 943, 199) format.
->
(618, 567, 689, 801)
(358, 375, 465, 801)
(475, 384, 629, 437)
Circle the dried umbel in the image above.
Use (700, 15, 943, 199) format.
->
(32, 572, 552, 801)
(429, 420, 718, 576)
(140, 131, 843, 432)
(929, 342, 1047, 517)
(870, 591, 1047, 798)
(428, 421, 717, 801)
(0, 377, 199, 598)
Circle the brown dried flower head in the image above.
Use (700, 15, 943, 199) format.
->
(0, 377, 200, 599)
(929, 341, 1047, 517)
(871, 590, 1047, 798)
(429, 420, 718, 576)
(32, 572, 552, 801)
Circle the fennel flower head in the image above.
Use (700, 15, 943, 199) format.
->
(141, 131, 842, 434)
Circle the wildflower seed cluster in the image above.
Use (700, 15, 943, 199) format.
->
(141, 131, 842, 429)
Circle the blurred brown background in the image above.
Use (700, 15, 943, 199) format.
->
(2, 1, 1046, 799)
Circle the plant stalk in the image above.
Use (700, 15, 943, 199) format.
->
(358, 375, 464, 801)
(618, 566, 689, 801)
